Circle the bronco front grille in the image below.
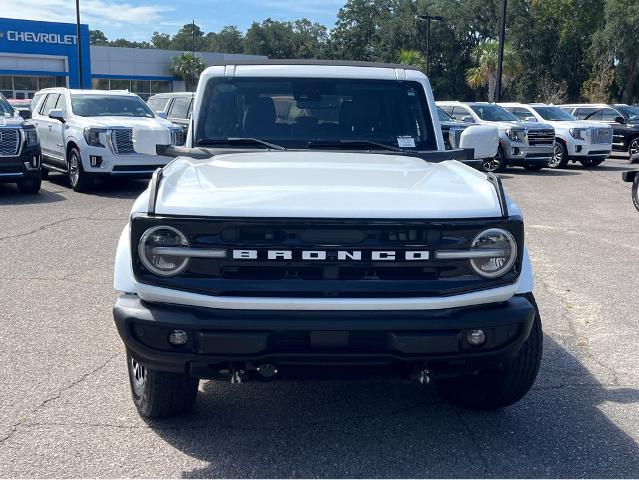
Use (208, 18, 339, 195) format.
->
(590, 127, 613, 144)
(0, 128, 20, 156)
(527, 129, 554, 146)
(131, 217, 524, 298)
(111, 128, 135, 154)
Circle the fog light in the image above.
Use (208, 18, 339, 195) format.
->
(467, 329, 486, 346)
(90, 155, 103, 167)
(575, 145, 582, 153)
(168, 329, 188, 346)
(512, 147, 520, 155)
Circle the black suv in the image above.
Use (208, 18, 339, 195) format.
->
(437, 107, 471, 150)
(561, 104, 639, 160)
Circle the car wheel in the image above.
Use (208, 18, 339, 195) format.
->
(548, 141, 568, 169)
(579, 158, 604, 168)
(436, 293, 543, 410)
(68, 148, 93, 192)
(628, 137, 639, 159)
(480, 146, 507, 173)
(16, 177, 41, 194)
(127, 351, 199, 418)
(523, 163, 544, 171)
(633, 175, 639, 212)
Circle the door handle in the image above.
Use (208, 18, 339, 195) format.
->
(48, 125, 53, 130)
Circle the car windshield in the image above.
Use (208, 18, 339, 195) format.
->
(617, 106, 639, 122)
(470, 104, 518, 122)
(195, 77, 437, 151)
(71, 95, 154, 117)
(0, 96, 14, 117)
(532, 106, 576, 121)
(437, 107, 453, 122)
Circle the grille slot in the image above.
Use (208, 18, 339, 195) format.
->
(0, 129, 20, 156)
(450, 128, 464, 149)
(591, 127, 613, 144)
(111, 128, 135, 154)
(527, 129, 554, 146)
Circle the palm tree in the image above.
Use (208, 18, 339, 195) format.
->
(169, 52, 207, 91)
(466, 40, 521, 101)
(397, 49, 427, 73)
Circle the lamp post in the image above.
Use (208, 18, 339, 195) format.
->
(416, 14, 444, 77)
(75, 0, 84, 89)
(495, 0, 507, 102)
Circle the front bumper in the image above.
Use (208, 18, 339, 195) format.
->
(0, 145, 41, 184)
(82, 147, 169, 177)
(113, 294, 536, 377)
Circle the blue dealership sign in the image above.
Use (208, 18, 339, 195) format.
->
(0, 17, 91, 88)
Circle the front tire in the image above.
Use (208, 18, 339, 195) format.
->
(548, 141, 568, 169)
(17, 177, 41, 194)
(127, 351, 199, 418)
(632, 175, 639, 212)
(436, 293, 543, 410)
(579, 158, 603, 168)
(480, 146, 507, 173)
(628, 137, 639, 160)
(68, 147, 93, 192)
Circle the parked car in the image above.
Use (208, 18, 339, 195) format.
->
(500, 103, 612, 168)
(0, 94, 42, 194)
(31, 89, 183, 192)
(8, 98, 33, 116)
(560, 104, 639, 161)
(437, 107, 470, 150)
(622, 169, 639, 211)
(147, 92, 194, 135)
(114, 59, 541, 418)
(438, 101, 555, 172)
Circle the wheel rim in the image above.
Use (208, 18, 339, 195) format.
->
(630, 139, 639, 156)
(130, 357, 146, 397)
(549, 144, 563, 168)
(69, 153, 79, 186)
(482, 151, 502, 172)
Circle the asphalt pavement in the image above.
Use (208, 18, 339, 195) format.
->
(0, 157, 638, 478)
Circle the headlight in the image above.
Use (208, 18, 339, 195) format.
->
(25, 129, 39, 147)
(469, 228, 517, 278)
(83, 127, 107, 147)
(505, 128, 526, 142)
(569, 128, 586, 140)
(138, 226, 190, 277)
(170, 128, 185, 146)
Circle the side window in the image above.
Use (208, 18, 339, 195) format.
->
(439, 105, 454, 115)
(56, 94, 69, 118)
(31, 93, 44, 113)
(601, 108, 621, 122)
(187, 100, 193, 119)
(168, 97, 191, 120)
(147, 96, 169, 112)
(575, 108, 599, 120)
(514, 108, 530, 120)
(41, 93, 60, 116)
(452, 106, 472, 122)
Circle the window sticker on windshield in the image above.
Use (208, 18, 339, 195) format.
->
(397, 136, 416, 148)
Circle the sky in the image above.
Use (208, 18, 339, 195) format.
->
(1, 0, 344, 41)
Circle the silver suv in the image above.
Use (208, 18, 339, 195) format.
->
(438, 101, 555, 172)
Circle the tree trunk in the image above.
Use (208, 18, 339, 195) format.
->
(488, 74, 497, 102)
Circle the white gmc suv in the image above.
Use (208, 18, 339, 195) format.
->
(31, 89, 182, 192)
(499, 103, 612, 168)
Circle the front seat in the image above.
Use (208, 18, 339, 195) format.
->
(243, 97, 277, 137)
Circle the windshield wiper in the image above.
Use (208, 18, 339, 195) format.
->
(197, 137, 285, 150)
(307, 139, 403, 152)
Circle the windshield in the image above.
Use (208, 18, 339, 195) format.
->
(71, 95, 154, 117)
(195, 77, 437, 150)
(532, 106, 576, 121)
(437, 107, 453, 122)
(0, 96, 14, 117)
(617, 106, 639, 122)
(470, 104, 518, 122)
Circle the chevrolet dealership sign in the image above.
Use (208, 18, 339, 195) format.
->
(5, 30, 77, 45)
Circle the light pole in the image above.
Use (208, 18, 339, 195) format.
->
(416, 14, 444, 77)
(495, 0, 507, 102)
(75, 0, 84, 89)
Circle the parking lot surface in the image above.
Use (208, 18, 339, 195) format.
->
(0, 158, 638, 478)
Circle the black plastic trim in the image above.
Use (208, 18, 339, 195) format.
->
(486, 173, 509, 218)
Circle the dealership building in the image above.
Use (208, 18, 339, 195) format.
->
(0, 17, 264, 100)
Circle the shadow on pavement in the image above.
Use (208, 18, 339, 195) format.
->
(0, 183, 66, 205)
(503, 168, 580, 177)
(143, 336, 639, 478)
(45, 173, 149, 199)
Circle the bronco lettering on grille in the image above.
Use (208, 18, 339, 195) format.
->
(232, 250, 430, 261)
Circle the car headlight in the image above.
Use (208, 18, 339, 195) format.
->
(569, 128, 586, 140)
(83, 127, 107, 147)
(170, 127, 185, 146)
(469, 228, 517, 278)
(505, 128, 526, 142)
(25, 129, 39, 147)
(138, 226, 190, 277)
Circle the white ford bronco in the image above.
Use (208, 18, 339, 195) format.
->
(113, 60, 541, 418)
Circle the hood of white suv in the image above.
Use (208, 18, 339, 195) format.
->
(74, 115, 174, 129)
(152, 151, 503, 219)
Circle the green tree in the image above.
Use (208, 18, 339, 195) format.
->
(243, 18, 326, 58)
(466, 39, 522, 101)
(397, 49, 426, 72)
(151, 31, 172, 50)
(89, 29, 108, 46)
(206, 26, 244, 53)
(169, 52, 207, 91)
(171, 23, 206, 52)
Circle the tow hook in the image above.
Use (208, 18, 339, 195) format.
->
(418, 369, 431, 385)
(229, 363, 246, 384)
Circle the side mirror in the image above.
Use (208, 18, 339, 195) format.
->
(459, 124, 499, 160)
(48, 108, 65, 122)
(156, 111, 167, 119)
(615, 116, 625, 124)
(524, 116, 538, 122)
(460, 115, 474, 123)
(132, 125, 173, 156)
(18, 109, 32, 120)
